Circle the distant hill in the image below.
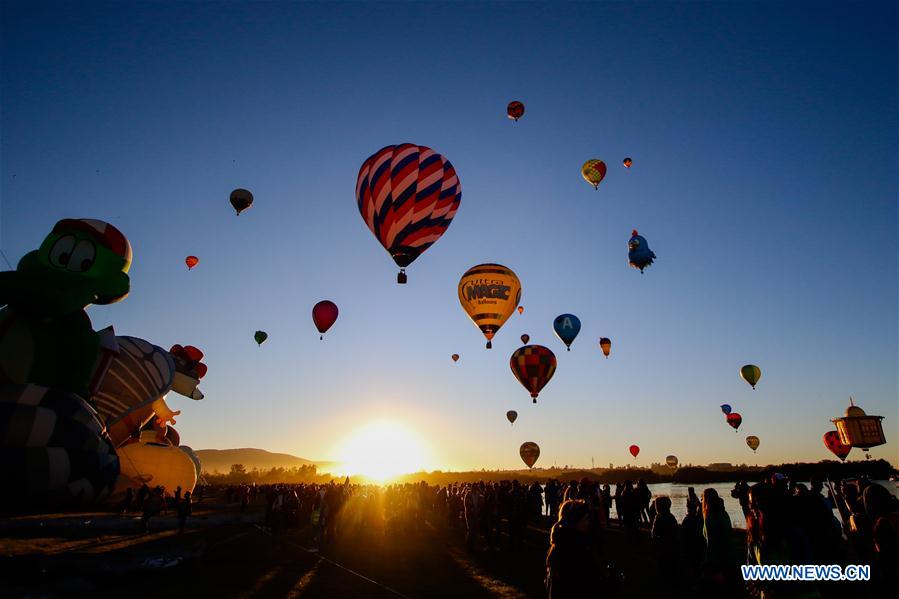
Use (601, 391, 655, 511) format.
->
(194, 448, 334, 474)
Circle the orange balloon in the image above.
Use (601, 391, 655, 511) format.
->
(185, 256, 199, 270)
(518, 306, 524, 315)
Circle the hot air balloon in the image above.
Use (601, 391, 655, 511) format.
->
(185, 256, 199, 270)
(599, 337, 611, 358)
(510, 345, 557, 403)
(727, 413, 742, 431)
(720, 404, 732, 415)
(746, 436, 760, 452)
(230, 188, 253, 215)
(254, 330, 268, 346)
(518, 306, 524, 315)
(581, 160, 607, 190)
(666, 455, 678, 469)
(629, 444, 640, 459)
(458, 263, 521, 348)
(506, 410, 518, 425)
(628, 230, 656, 273)
(452, 354, 459, 362)
(521, 334, 530, 345)
(740, 365, 761, 389)
(356, 144, 461, 284)
(312, 300, 339, 340)
(520, 442, 540, 469)
(623, 157, 633, 168)
(507, 101, 525, 121)
(553, 314, 581, 351)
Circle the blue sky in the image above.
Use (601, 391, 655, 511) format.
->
(2, 1, 896, 470)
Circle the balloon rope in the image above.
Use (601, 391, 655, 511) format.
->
(0, 248, 14, 270)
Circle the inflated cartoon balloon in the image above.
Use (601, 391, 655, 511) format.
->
(510, 345, 557, 403)
(312, 300, 339, 340)
(458, 263, 521, 348)
(507, 101, 525, 121)
(581, 159, 607, 190)
(628, 229, 656, 273)
(230, 188, 253, 215)
(356, 144, 461, 284)
(553, 314, 581, 351)
(520, 442, 540, 469)
(740, 365, 761, 389)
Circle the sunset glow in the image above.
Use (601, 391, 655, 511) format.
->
(334, 420, 431, 483)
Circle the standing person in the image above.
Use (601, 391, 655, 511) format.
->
(681, 494, 706, 585)
(686, 487, 700, 514)
(545, 499, 594, 598)
(177, 491, 192, 534)
(651, 496, 680, 591)
(731, 480, 750, 519)
(120, 487, 134, 513)
(464, 484, 482, 552)
(702, 488, 737, 592)
(636, 480, 652, 525)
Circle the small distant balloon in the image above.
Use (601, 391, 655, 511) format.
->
(746, 435, 760, 452)
(518, 306, 524, 315)
(506, 410, 518, 425)
(254, 331, 268, 346)
(230, 188, 254, 215)
(740, 365, 761, 389)
(520, 334, 530, 345)
(185, 256, 199, 270)
(520, 442, 540, 468)
(581, 159, 607, 190)
(628, 229, 657, 273)
(726, 412, 742, 431)
(510, 345, 557, 403)
(665, 455, 678, 469)
(553, 314, 581, 351)
(507, 101, 525, 121)
(823, 431, 851, 461)
(720, 404, 732, 415)
(452, 353, 460, 362)
(599, 337, 611, 358)
(629, 444, 640, 459)
(623, 157, 633, 168)
(312, 300, 339, 340)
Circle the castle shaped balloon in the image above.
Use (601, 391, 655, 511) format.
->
(0, 219, 205, 510)
(831, 397, 886, 452)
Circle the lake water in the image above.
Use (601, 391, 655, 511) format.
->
(619, 481, 899, 529)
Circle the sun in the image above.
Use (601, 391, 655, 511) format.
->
(334, 420, 430, 483)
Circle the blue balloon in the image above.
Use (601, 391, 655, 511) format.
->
(720, 403, 732, 415)
(628, 229, 657, 273)
(553, 314, 581, 351)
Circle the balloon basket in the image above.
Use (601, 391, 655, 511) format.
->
(397, 270, 407, 284)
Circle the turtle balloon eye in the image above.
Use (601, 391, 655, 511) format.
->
(66, 239, 96, 272)
(48, 235, 76, 267)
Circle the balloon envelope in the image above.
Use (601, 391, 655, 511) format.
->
(599, 337, 611, 358)
(518, 306, 524, 315)
(553, 314, 581, 350)
(510, 345, 557, 403)
(628, 229, 657, 272)
(581, 159, 607, 189)
(519, 442, 540, 468)
(254, 330, 268, 346)
(230, 188, 253, 215)
(629, 444, 640, 458)
(823, 431, 851, 461)
(623, 157, 633, 168)
(507, 101, 525, 121)
(356, 144, 461, 280)
(451, 354, 459, 362)
(458, 264, 521, 348)
(665, 455, 678, 469)
(720, 404, 732, 415)
(185, 256, 199, 270)
(506, 410, 518, 424)
(116, 442, 197, 497)
(740, 365, 761, 389)
(727, 413, 742, 431)
(746, 435, 760, 452)
(312, 300, 339, 338)
(521, 334, 530, 345)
